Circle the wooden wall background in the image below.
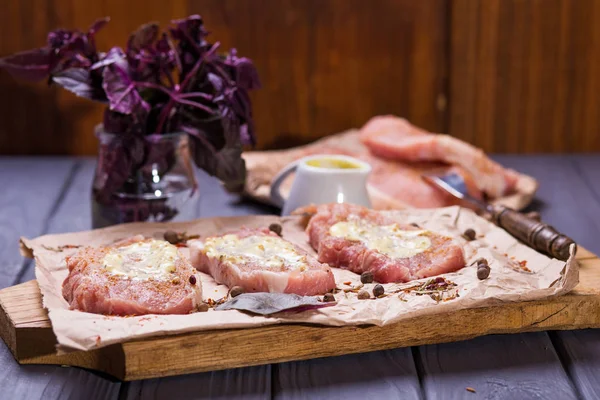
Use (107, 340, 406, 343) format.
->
(0, 0, 598, 155)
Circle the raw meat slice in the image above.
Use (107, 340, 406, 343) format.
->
(62, 235, 202, 316)
(359, 115, 520, 198)
(306, 203, 466, 283)
(243, 130, 484, 210)
(189, 227, 335, 295)
(360, 153, 483, 209)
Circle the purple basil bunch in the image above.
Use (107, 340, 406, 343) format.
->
(0, 15, 260, 191)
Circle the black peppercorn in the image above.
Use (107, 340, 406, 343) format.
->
(164, 230, 180, 244)
(477, 265, 490, 280)
(189, 275, 197, 285)
(373, 284, 385, 297)
(230, 286, 245, 297)
(360, 271, 374, 284)
(463, 228, 476, 241)
(323, 293, 335, 302)
(268, 223, 283, 236)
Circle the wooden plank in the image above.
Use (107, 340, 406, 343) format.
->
(124, 365, 271, 400)
(418, 333, 578, 399)
(1, 155, 596, 393)
(0, 158, 122, 399)
(274, 349, 421, 400)
(309, 0, 448, 140)
(0, 158, 74, 392)
(0, 158, 74, 288)
(493, 155, 600, 255)
(188, 0, 313, 151)
(1, 156, 597, 386)
(550, 155, 600, 399)
(1, 257, 598, 381)
(449, 0, 600, 153)
(198, 171, 278, 218)
(0, 0, 188, 155)
(572, 155, 600, 208)
(1, 0, 447, 155)
(0, 341, 120, 400)
(415, 155, 596, 399)
(552, 330, 600, 400)
(18, 160, 94, 283)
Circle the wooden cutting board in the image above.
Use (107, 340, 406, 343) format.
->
(1, 248, 599, 381)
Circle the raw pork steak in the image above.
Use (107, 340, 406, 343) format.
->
(189, 227, 335, 295)
(359, 115, 520, 198)
(305, 203, 465, 283)
(62, 236, 202, 316)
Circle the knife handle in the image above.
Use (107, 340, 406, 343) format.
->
(491, 205, 576, 261)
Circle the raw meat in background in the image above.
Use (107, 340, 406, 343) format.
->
(242, 116, 538, 210)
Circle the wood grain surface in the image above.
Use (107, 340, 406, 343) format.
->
(0, 0, 447, 155)
(449, 0, 600, 153)
(2, 155, 600, 398)
(0, 158, 75, 288)
(5, 0, 598, 155)
(0, 158, 122, 400)
(0, 259, 596, 381)
(551, 156, 600, 400)
(418, 333, 578, 399)
(1, 236, 599, 381)
(274, 349, 421, 400)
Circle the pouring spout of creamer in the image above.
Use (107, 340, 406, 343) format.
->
(270, 154, 372, 216)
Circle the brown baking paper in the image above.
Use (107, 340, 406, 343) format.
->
(243, 130, 539, 211)
(20, 206, 577, 353)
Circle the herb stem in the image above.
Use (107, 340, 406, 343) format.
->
(172, 97, 214, 113)
(134, 81, 214, 114)
(154, 42, 219, 134)
(135, 81, 169, 91)
(178, 91, 212, 100)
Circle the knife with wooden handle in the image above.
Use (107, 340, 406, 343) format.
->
(422, 173, 576, 261)
(490, 205, 575, 261)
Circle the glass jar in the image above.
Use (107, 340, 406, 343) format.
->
(91, 125, 200, 229)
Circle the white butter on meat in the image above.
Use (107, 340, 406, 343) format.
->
(203, 234, 307, 271)
(329, 220, 431, 258)
(103, 239, 178, 280)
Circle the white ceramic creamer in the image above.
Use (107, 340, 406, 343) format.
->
(270, 154, 372, 216)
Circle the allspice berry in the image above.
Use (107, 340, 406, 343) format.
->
(360, 271, 374, 284)
(268, 223, 283, 236)
(477, 265, 491, 280)
(164, 230, 180, 244)
(197, 303, 210, 312)
(230, 286, 245, 298)
(463, 228, 476, 241)
(373, 284, 385, 298)
(323, 293, 335, 302)
(358, 290, 370, 300)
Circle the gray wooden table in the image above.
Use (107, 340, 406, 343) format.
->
(1, 155, 599, 399)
